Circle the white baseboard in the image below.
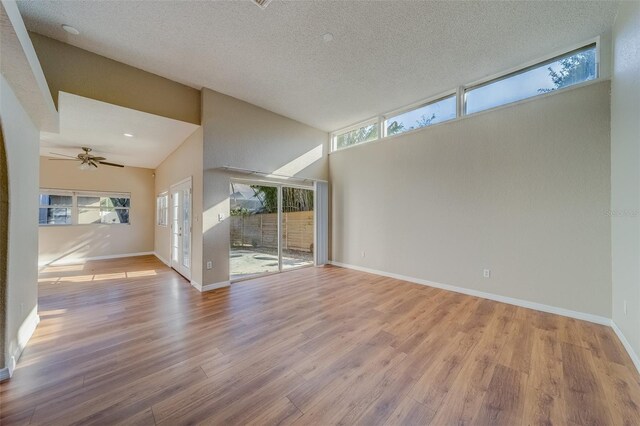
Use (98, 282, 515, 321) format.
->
(329, 261, 611, 326)
(39, 251, 155, 267)
(611, 321, 640, 375)
(6, 307, 40, 378)
(192, 280, 230, 292)
(153, 252, 170, 266)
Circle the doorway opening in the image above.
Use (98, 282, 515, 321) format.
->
(229, 180, 314, 281)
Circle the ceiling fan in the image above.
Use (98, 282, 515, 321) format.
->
(49, 147, 124, 169)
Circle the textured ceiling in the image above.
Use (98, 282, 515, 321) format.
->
(41, 92, 199, 169)
(17, 1, 619, 132)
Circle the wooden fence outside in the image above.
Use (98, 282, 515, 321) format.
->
(230, 210, 314, 253)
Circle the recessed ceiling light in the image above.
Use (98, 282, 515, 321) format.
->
(62, 25, 80, 35)
(123, 133, 134, 138)
(322, 33, 334, 43)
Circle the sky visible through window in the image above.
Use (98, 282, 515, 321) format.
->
(466, 46, 596, 114)
(333, 45, 596, 150)
(386, 96, 456, 136)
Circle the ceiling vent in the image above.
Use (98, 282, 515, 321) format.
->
(252, 0, 272, 9)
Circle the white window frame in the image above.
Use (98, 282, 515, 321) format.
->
(156, 191, 169, 227)
(382, 90, 458, 138)
(331, 117, 380, 151)
(38, 188, 132, 226)
(330, 37, 600, 153)
(463, 39, 599, 116)
(38, 190, 74, 226)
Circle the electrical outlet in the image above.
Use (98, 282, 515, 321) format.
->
(218, 213, 224, 222)
(361, 251, 366, 258)
(206, 261, 213, 270)
(624, 300, 628, 315)
(483, 269, 491, 278)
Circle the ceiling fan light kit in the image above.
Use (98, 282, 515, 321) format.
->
(49, 147, 125, 170)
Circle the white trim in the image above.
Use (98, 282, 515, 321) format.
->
(462, 42, 598, 117)
(329, 261, 610, 326)
(463, 36, 600, 90)
(383, 89, 457, 121)
(331, 116, 379, 139)
(169, 177, 193, 280)
(191, 280, 230, 292)
(330, 36, 601, 153)
(611, 321, 640, 375)
(156, 191, 169, 227)
(331, 118, 380, 152)
(0, 368, 9, 382)
(329, 78, 607, 155)
(277, 186, 283, 272)
(6, 307, 40, 378)
(228, 173, 318, 189)
(38, 251, 154, 267)
(153, 252, 170, 266)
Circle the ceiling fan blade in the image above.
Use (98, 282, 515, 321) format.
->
(91, 156, 106, 161)
(98, 161, 124, 168)
(50, 152, 79, 159)
(48, 158, 80, 161)
(90, 161, 98, 168)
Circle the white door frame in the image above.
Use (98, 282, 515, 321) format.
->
(170, 176, 192, 280)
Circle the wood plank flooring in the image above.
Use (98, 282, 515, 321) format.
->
(1, 255, 639, 425)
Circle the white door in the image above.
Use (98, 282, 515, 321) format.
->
(170, 178, 192, 280)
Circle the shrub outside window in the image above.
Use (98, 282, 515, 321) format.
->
(333, 122, 379, 150)
(385, 95, 457, 137)
(465, 44, 597, 115)
(330, 41, 599, 152)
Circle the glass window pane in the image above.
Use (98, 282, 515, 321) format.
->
(102, 208, 129, 224)
(78, 207, 129, 224)
(465, 45, 596, 115)
(39, 207, 71, 225)
(78, 208, 101, 224)
(78, 195, 130, 208)
(281, 187, 314, 271)
(39, 194, 72, 207)
(114, 197, 130, 208)
(229, 183, 279, 279)
(78, 196, 100, 207)
(385, 95, 456, 136)
(335, 123, 378, 150)
(157, 194, 168, 226)
(182, 189, 191, 269)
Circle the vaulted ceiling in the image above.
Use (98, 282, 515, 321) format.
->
(18, 0, 619, 131)
(42, 92, 199, 169)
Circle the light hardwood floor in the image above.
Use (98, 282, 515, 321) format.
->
(1, 255, 639, 425)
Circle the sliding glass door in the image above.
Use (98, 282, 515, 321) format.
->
(229, 181, 314, 281)
(281, 186, 314, 270)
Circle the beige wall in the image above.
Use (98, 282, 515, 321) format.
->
(154, 128, 203, 286)
(39, 157, 155, 264)
(29, 33, 201, 125)
(330, 81, 612, 318)
(202, 88, 329, 286)
(611, 1, 640, 360)
(1, 74, 40, 373)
